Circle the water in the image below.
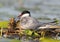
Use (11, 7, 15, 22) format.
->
(0, 0, 60, 21)
(0, 36, 39, 42)
(0, 38, 11, 42)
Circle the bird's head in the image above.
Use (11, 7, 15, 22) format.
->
(18, 10, 31, 18)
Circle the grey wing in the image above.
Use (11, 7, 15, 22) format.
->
(20, 17, 40, 29)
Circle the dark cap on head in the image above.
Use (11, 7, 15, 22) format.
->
(18, 10, 31, 18)
(21, 10, 30, 14)
(21, 10, 31, 16)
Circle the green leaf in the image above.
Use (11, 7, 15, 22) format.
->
(0, 21, 9, 28)
(24, 29, 33, 36)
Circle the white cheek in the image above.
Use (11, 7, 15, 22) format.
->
(21, 13, 29, 17)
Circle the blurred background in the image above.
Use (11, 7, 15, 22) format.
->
(0, 0, 60, 42)
(0, 0, 60, 22)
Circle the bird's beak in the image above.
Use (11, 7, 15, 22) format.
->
(17, 13, 22, 19)
(18, 13, 22, 17)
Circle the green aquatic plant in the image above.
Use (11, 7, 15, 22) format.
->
(10, 39, 21, 42)
(39, 37, 60, 42)
(53, 18, 59, 24)
(24, 29, 33, 36)
(0, 21, 9, 28)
